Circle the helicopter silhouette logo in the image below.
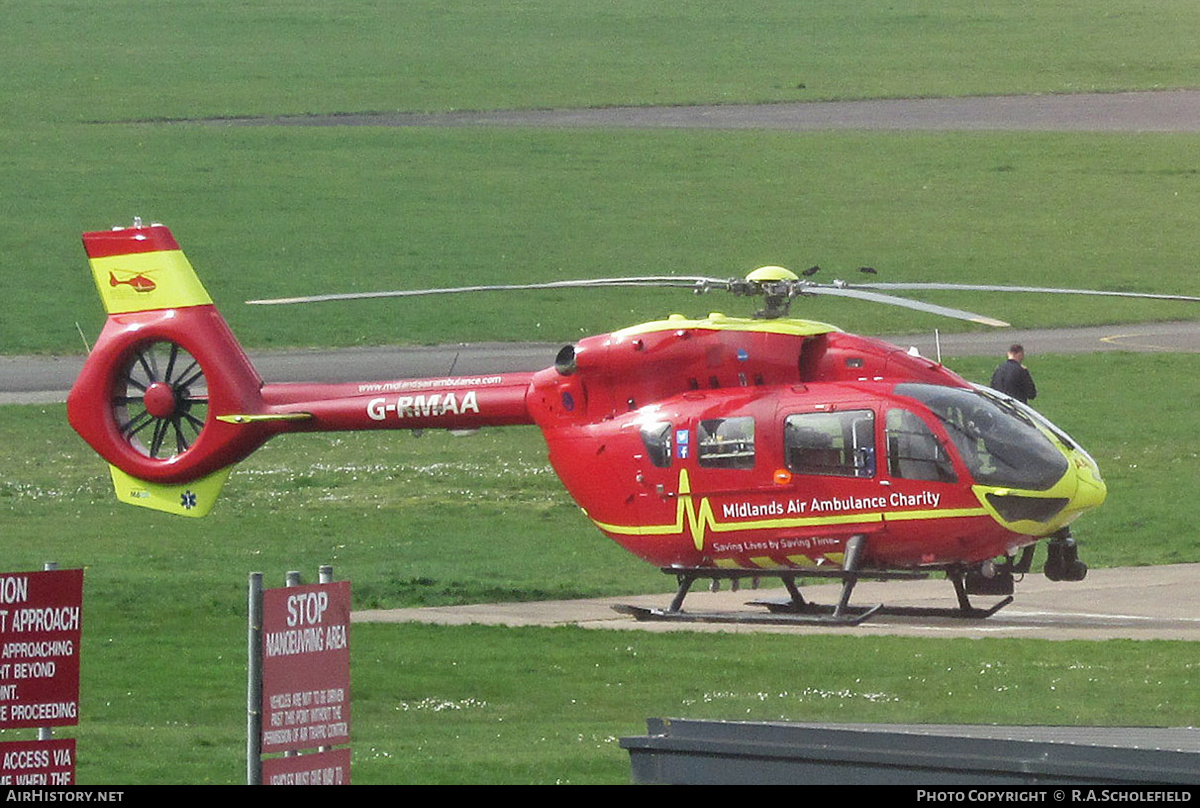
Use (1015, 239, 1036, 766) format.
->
(108, 269, 157, 293)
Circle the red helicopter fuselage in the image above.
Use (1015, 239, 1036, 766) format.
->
(521, 317, 1104, 572)
(68, 223, 1105, 586)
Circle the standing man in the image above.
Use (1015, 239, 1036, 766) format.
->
(990, 344, 1038, 403)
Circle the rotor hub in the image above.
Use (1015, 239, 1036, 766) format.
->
(143, 382, 178, 419)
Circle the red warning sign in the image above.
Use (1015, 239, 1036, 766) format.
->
(0, 739, 75, 786)
(261, 747, 350, 786)
(260, 582, 350, 754)
(0, 569, 83, 729)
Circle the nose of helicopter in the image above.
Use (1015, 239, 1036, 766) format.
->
(1064, 450, 1107, 517)
(975, 445, 1106, 537)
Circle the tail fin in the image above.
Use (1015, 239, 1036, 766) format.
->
(68, 221, 278, 517)
(84, 219, 214, 315)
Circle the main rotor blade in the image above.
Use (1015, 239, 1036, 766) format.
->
(810, 286, 1011, 327)
(852, 282, 1200, 303)
(246, 276, 727, 305)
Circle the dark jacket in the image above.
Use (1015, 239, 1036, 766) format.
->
(990, 359, 1037, 403)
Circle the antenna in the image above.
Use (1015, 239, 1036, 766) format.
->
(75, 322, 92, 354)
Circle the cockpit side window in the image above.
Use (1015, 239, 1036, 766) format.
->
(886, 409, 957, 482)
(895, 383, 1068, 491)
(784, 410, 875, 478)
(698, 417, 755, 469)
(639, 421, 673, 468)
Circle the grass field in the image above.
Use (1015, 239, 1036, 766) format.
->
(6, 1, 1200, 125)
(10, 127, 1200, 354)
(4, 1, 1200, 352)
(4, 0, 1200, 785)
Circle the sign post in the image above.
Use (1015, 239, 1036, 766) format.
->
(249, 568, 351, 785)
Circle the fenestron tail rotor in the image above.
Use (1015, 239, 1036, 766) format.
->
(245, 266, 1200, 327)
(114, 340, 209, 460)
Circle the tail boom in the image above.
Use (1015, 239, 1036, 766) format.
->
(259, 375, 536, 432)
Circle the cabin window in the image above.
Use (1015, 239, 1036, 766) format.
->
(784, 410, 875, 478)
(886, 409, 957, 482)
(698, 417, 755, 469)
(639, 421, 673, 468)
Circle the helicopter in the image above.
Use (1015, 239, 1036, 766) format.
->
(66, 221, 1200, 625)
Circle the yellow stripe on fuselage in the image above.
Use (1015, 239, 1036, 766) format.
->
(589, 469, 991, 552)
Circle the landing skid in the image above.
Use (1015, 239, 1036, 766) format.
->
(612, 601, 883, 627)
(751, 594, 1013, 621)
(612, 536, 1016, 626)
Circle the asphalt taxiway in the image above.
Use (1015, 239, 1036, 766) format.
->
(353, 563, 1200, 640)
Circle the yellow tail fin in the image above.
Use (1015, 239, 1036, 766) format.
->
(85, 220, 213, 315)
